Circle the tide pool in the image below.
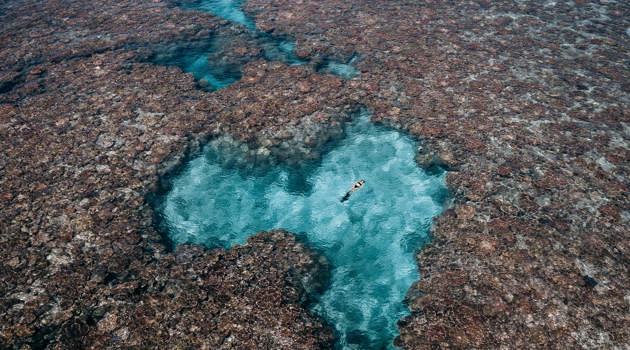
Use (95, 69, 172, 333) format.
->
(156, 112, 447, 349)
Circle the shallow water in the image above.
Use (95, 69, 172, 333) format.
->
(182, 0, 255, 29)
(150, 0, 356, 90)
(320, 61, 359, 79)
(149, 40, 242, 90)
(318, 54, 360, 79)
(181, 0, 308, 65)
(156, 112, 447, 349)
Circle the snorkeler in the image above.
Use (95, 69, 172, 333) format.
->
(341, 179, 366, 202)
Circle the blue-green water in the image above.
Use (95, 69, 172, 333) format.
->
(317, 54, 360, 80)
(150, 0, 357, 90)
(149, 40, 242, 90)
(156, 113, 447, 349)
(183, 0, 308, 64)
(181, 0, 255, 29)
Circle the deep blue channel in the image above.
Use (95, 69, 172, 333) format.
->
(156, 112, 447, 349)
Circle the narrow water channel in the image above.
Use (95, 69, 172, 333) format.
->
(149, 0, 357, 90)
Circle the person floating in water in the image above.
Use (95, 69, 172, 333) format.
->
(341, 179, 366, 202)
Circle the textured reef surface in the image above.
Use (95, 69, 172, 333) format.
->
(1, 0, 629, 349)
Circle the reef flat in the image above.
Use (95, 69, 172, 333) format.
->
(1, 0, 628, 349)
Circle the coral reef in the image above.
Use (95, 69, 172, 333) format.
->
(1, 0, 628, 348)
(244, 0, 630, 347)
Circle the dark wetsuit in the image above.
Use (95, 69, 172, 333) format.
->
(341, 180, 365, 202)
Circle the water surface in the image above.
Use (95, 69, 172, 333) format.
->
(181, 0, 255, 29)
(150, 0, 357, 90)
(157, 113, 447, 349)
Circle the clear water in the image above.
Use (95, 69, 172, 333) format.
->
(160, 0, 356, 89)
(319, 55, 360, 79)
(320, 61, 359, 79)
(257, 35, 308, 65)
(149, 41, 242, 91)
(156, 112, 447, 349)
(181, 0, 308, 65)
(182, 0, 255, 29)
